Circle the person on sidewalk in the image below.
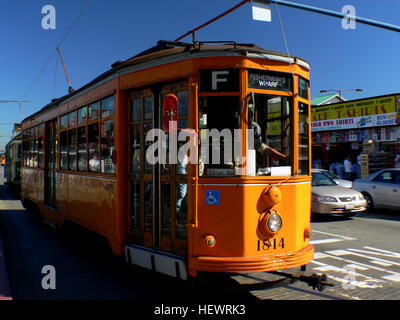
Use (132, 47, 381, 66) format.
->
(343, 155, 352, 181)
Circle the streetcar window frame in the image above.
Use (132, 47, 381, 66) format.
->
(21, 124, 44, 169)
(247, 93, 293, 177)
(298, 76, 309, 100)
(56, 94, 115, 175)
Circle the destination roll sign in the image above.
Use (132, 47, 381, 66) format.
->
(248, 70, 292, 92)
(199, 69, 239, 92)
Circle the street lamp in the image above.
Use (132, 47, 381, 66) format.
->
(320, 89, 363, 99)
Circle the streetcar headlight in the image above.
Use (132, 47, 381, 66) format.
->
(267, 213, 282, 233)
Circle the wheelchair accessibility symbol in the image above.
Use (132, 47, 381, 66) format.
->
(205, 190, 220, 205)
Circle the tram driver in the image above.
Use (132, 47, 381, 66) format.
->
(248, 106, 287, 161)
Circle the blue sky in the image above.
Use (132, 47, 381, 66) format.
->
(1, 0, 400, 149)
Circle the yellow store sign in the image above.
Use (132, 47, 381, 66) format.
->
(311, 95, 396, 121)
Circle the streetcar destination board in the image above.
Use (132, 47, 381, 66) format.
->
(248, 70, 292, 91)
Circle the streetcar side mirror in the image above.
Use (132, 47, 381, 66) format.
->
(163, 94, 179, 132)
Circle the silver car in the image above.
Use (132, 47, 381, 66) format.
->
(312, 172, 367, 216)
(352, 168, 400, 211)
(312, 168, 353, 188)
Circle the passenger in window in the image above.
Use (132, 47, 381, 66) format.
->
(89, 153, 100, 172)
(32, 155, 38, 168)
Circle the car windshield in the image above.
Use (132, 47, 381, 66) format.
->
(322, 171, 339, 180)
(312, 172, 337, 186)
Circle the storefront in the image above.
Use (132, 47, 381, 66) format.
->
(311, 93, 400, 176)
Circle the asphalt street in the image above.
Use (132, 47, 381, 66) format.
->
(1, 165, 399, 302)
(236, 210, 400, 300)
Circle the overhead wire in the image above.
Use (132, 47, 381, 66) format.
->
(22, 0, 92, 100)
(273, 1, 295, 80)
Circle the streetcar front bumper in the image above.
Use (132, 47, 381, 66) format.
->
(189, 245, 314, 274)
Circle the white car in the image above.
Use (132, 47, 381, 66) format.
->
(352, 168, 400, 211)
(312, 168, 352, 188)
(311, 171, 366, 216)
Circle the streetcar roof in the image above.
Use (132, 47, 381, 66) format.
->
(22, 41, 309, 126)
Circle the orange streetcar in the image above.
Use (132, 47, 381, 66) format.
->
(20, 41, 329, 290)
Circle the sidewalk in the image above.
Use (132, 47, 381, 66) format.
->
(0, 167, 13, 300)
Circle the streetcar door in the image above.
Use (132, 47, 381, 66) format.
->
(159, 84, 189, 256)
(44, 119, 57, 208)
(129, 89, 155, 248)
(128, 84, 188, 257)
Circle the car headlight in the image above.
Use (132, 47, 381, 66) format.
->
(312, 194, 337, 202)
(267, 213, 282, 233)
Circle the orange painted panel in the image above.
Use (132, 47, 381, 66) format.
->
(189, 179, 312, 274)
(66, 174, 120, 253)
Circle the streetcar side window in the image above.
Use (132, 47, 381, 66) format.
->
(56, 95, 115, 174)
(101, 96, 114, 118)
(68, 111, 77, 128)
(60, 131, 68, 170)
(298, 102, 310, 175)
(38, 137, 43, 168)
(29, 139, 35, 167)
(100, 120, 115, 174)
(298, 77, 309, 100)
(78, 106, 88, 125)
(68, 129, 77, 171)
(60, 115, 68, 130)
(77, 126, 87, 171)
(88, 123, 100, 172)
(88, 101, 100, 121)
(22, 141, 28, 167)
(33, 138, 39, 168)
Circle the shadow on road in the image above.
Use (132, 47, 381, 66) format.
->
(311, 214, 353, 223)
(0, 183, 21, 201)
(355, 209, 400, 222)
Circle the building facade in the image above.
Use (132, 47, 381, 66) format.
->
(311, 93, 400, 177)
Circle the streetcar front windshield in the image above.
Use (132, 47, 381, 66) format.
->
(248, 94, 291, 176)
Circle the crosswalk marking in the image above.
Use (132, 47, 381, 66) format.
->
(311, 247, 400, 285)
(310, 239, 344, 245)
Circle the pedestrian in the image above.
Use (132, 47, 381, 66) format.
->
(351, 160, 358, 180)
(343, 155, 352, 180)
(329, 161, 337, 175)
(336, 161, 344, 179)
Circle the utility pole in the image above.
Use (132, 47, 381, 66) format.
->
(0, 100, 30, 120)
